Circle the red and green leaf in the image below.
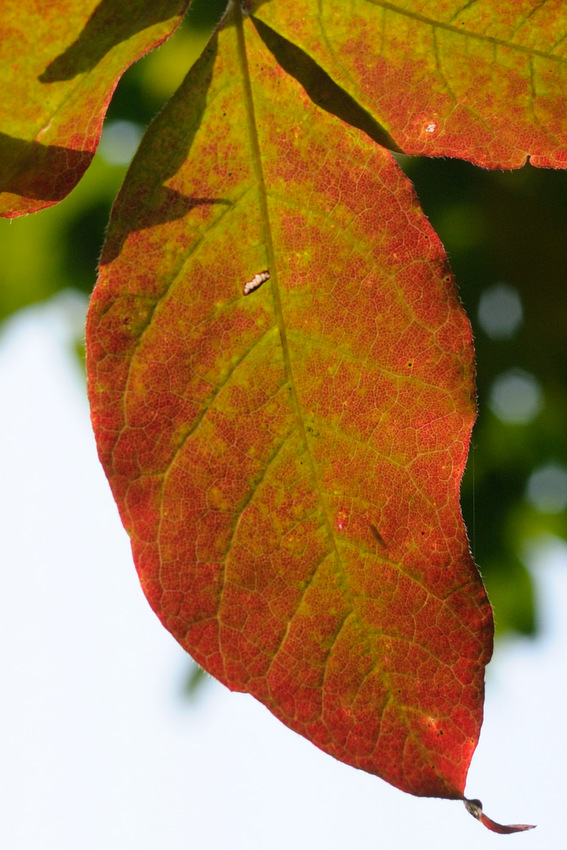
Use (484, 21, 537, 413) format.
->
(0, 0, 189, 217)
(87, 6, 493, 801)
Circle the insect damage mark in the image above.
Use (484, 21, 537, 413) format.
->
(243, 269, 270, 295)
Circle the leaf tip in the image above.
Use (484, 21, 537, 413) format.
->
(464, 798, 536, 834)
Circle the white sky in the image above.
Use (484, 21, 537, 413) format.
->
(1, 297, 563, 849)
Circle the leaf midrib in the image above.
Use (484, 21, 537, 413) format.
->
(234, 3, 419, 744)
(235, 0, 344, 565)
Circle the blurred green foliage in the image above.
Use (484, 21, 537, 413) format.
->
(401, 157, 567, 636)
(2, 0, 565, 652)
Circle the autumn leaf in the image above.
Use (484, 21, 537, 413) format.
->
(0, 0, 189, 217)
(251, 0, 567, 168)
(87, 4, 494, 802)
(1, 0, 546, 829)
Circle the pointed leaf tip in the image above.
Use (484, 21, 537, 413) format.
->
(464, 798, 536, 834)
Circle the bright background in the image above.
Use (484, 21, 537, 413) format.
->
(0, 296, 562, 848)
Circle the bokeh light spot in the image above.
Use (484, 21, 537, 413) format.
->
(98, 120, 143, 166)
(527, 463, 567, 514)
(489, 370, 543, 424)
(478, 283, 523, 339)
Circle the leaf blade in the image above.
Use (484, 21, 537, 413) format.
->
(87, 8, 493, 799)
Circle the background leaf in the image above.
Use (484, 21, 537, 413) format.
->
(87, 9, 492, 799)
(0, 0, 228, 322)
(0, 0, 190, 217)
(250, 0, 567, 167)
